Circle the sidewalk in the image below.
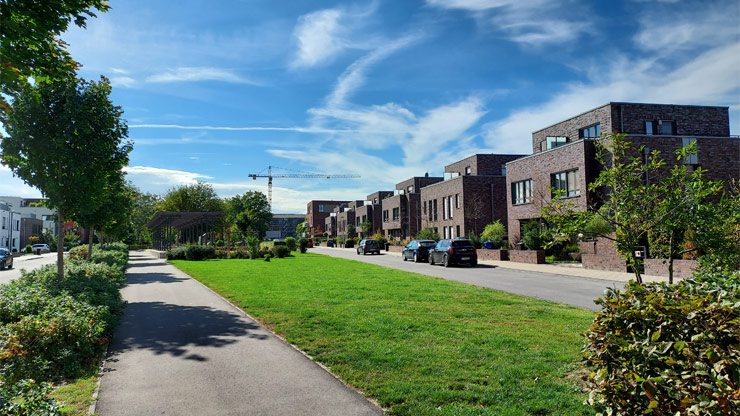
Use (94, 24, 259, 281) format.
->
(327, 246, 671, 283)
(96, 252, 382, 416)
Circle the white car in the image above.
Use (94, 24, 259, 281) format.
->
(31, 244, 51, 252)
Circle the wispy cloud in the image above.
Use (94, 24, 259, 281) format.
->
(129, 123, 358, 134)
(123, 166, 212, 188)
(145, 67, 259, 85)
(426, 0, 592, 46)
(110, 76, 136, 88)
(291, 3, 379, 68)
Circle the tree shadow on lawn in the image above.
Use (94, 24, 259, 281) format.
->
(110, 301, 268, 362)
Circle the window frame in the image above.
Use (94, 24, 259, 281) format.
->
(546, 136, 568, 150)
(551, 169, 580, 198)
(511, 179, 533, 205)
(579, 123, 601, 139)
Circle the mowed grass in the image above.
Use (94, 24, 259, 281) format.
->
(172, 253, 596, 416)
(51, 368, 98, 415)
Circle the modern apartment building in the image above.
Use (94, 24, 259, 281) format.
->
(0, 196, 58, 236)
(382, 176, 443, 240)
(265, 214, 305, 240)
(354, 191, 393, 238)
(0, 202, 21, 252)
(505, 102, 739, 243)
(421, 154, 525, 239)
(306, 200, 349, 237)
(336, 200, 365, 239)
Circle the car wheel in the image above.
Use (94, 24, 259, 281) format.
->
(402, 252, 407, 261)
(0, 261, 4, 270)
(470, 260, 477, 267)
(443, 255, 450, 268)
(413, 253, 419, 263)
(357, 249, 360, 255)
(428, 254, 435, 265)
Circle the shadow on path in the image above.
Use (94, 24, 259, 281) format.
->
(111, 301, 268, 362)
(124, 271, 188, 285)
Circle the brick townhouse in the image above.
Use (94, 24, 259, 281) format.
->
(306, 200, 349, 237)
(336, 200, 365, 240)
(382, 176, 443, 240)
(420, 154, 525, 239)
(505, 102, 740, 243)
(354, 191, 393, 238)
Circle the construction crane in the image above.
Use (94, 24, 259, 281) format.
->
(248, 166, 360, 211)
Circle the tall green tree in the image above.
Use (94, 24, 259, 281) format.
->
(1, 76, 131, 277)
(127, 185, 161, 245)
(226, 192, 272, 240)
(74, 171, 132, 256)
(159, 182, 224, 212)
(0, 0, 109, 114)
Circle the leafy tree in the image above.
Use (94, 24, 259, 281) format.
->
(295, 220, 308, 238)
(226, 192, 272, 240)
(127, 185, 161, 245)
(159, 182, 224, 212)
(415, 227, 440, 241)
(360, 220, 372, 237)
(74, 170, 131, 257)
(481, 221, 506, 249)
(0, 0, 110, 114)
(1, 76, 131, 278)
(347, 223, 356, 238)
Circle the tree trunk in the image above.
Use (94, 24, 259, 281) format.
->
(88, 226, 94, 259)
(57, 208, 65, 279)
(630, 252, 643, 284)
(668, 230, 675, 285)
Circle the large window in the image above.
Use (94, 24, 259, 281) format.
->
(646, 120, 676, 135)
(448, 196, 453, 219)
(546, 136, 567, 150)
(392, 207, 400, 221)
(433, 199, 438, 221)
(579, 123, 600, 138)
(511, 180, 532, 205)
(551, 169, 580, 198)
(682, 137, 699, 165)
(383, 210, 389, 222)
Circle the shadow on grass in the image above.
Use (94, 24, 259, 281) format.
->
(110, 301, 268, 362)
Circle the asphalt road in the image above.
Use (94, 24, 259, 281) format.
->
(97, 252, 382, 416)
(310, 247, 624, 311)
(0, 253, 58, 285)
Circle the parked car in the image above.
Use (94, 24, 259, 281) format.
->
(356, 239, 380, 255)
(402, 239, 437, 263)
(0, 248, 13, 270)
(428, 238, 477, 267)
(32, 243, 51, 253)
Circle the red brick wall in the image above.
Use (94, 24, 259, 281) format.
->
(477, 249, 509, 261)
(532, 103, 611, 153)
(509, 250, 545, 264)
(644, 259, 698, 278)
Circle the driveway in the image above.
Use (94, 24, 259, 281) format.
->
(0, 252, 58, 285)
(97, 252, 382, 416)
(310, 247, 623, 311)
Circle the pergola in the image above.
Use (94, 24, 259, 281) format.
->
(147, 212, 225, 251)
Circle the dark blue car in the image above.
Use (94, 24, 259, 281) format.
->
(428, 238, 477, 267)
(0, 248, 13, 270)
(402, 240, 437, 263)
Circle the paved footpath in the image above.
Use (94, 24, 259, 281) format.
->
(97, 252, 382, 416)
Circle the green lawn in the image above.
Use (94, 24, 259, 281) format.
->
(51, 367, 99, 415)
(172, 253, 596, 416)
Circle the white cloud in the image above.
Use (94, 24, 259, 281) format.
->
(292, 9, 346, 68)
(123, 166, 212, 190)
(426, 0, 591, 46)
(145, 67, 259, 85)
(129, 123, 356, 134)
(483, 41, 740, 153)
(110, 76, 136, 88)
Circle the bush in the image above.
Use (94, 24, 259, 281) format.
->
(284, 237, 297, 251)
(166, 246, 187, 260)
(344, 238, 355, 248)
(23, 245, 32, 254)
(264, 254, 271, 262)
(415, 227, 439, 241)
(215, 239, 225, 247)
(184, 245, 215, 261)
(583, 276, 740, 415)
(481, 221, 506, 249)
(468, 232, 482, 249)
(298, 238, 309, 253)
(274, 246, 290, 258)
(521, 221, 543, 250)
(0, 379, 61, 416)
(68, 245, 88, 260)
(247, 237, 260, 260)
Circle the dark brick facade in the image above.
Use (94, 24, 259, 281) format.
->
(20, 217, 43, 247)
(306, 200, 349, 237)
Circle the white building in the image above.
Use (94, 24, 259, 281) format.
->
(0, 202, 21, 252)
(0, 196, 58, 236)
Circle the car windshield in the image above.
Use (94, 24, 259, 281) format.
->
(419, 241, 436, 247)
(0, 249, 6, 254)
(451, 240, 474, 248)
(365, 240, 377, 246)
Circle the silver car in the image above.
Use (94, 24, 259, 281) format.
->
(0, 248, 13, 270)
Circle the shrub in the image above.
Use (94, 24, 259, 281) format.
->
(344, 238, 355, 248)
(247, 237, 260, 260)
(0, 379, 61, 416)
(481, 221, 506, 249)
(298, 238, 309, 253)
(215, 239, 225, 247)
(23, 245, 32, 254)
(371, 233, 387, 248)
(68, 245, 88, 260)
(264, 254, 271, 261)
(583, 277, 740, 415)
(468, 232, 482, 249)
(415, 227, 439, 241)
(521, 221, 543, 250)
(184, 245, 215, 261)
(166, 246, 187, 260)
(274, 246, 290, 258)
(284, 237, 297, 251)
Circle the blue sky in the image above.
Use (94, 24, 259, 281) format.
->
(3, 0, 739, 213)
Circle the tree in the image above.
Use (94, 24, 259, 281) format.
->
(464, 193, 485, 235)
(295, 220, 308, 238)
(127, 185, 161, 245)
(1, 76, 131, 278)
(0, 1, 110, 114)
(360, 220, 372, 237)
(159, 182, 224, 212)
(347, 224, 356, 238)
(415, 227, 440, 241)
(225, 192, 272, 240)
(481, 221, 507, 249)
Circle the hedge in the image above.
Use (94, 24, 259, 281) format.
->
(583, 274, 740, 415)
(166, 245, 215, 261)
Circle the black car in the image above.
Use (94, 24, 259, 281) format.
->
(0, 248, 13, 270)
(357, 239, 380, 255)
(402, 239, 437, 263)
(429, 238, 477, 267)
